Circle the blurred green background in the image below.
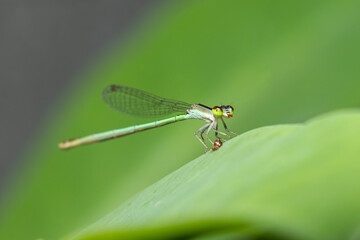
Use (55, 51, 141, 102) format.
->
(1, 0, 360, 239)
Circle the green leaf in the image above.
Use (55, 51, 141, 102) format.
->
(72, 110, 360, 240)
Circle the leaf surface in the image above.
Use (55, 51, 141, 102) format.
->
(73, 110, 360, 240)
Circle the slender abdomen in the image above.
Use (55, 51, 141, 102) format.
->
(59, 115, 187, 150)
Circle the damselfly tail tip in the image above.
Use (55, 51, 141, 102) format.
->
(58, 140, 73, 150)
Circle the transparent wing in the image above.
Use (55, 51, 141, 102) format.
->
(102, 85, 191, 118)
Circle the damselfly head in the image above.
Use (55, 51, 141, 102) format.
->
(221, 105, 234, 118)
(212, 105, 234, 118)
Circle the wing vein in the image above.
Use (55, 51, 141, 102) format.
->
(102, 85, 191, 118)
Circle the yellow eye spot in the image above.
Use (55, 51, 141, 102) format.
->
(212, 106, 223, 117)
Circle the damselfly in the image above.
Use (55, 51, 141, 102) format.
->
(59, 85, 237, 151)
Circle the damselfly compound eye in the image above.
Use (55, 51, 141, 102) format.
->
(220, 105, 234, 118)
